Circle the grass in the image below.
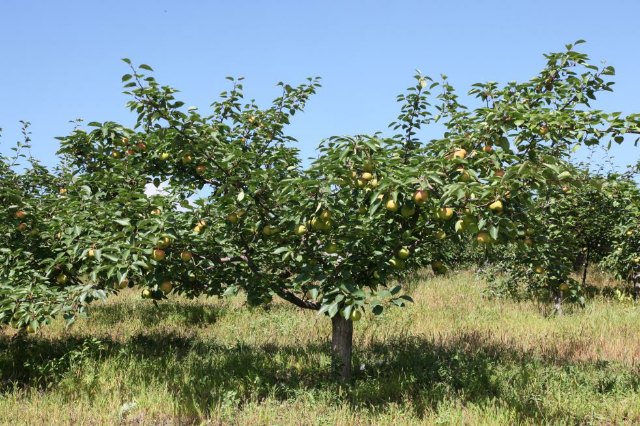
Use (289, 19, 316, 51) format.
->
(1, 270, 639, 425)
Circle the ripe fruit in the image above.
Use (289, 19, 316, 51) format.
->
(157, 237, 170, 248)
(142, 289, 152, 299)
(540, 125, 549, 135)
(320, 210, 331, 221)
(482, 145, 494, 153)
(15, 210, 26, 219)
(112, 151, 122, 159)
(452, 149, 467, 159)
(625, 230, 632, 236)
(160, 281, 173, 293)
(326, 242, 339, 254)
(634, 258, 639, 264)
(263, 225, 279, 236)
(59, 188, 67, 194)
(159, 152, 170, 161)
(413, 190, 428, 205)
(390, 258, 405, 269)
(126, 148, 135, 156)
(439, 207, 454, 220)
(616, 247, 623, 251)
(436, 230, 447, 240)
(151, 209, 161, 215)
(294, 224, 308, 235)
(562, 186, 569, 192)
(534, 266, 544, 274)
(363, 162, 374, 173)
(385, 199, 398, 212)
(494, 170, 505, 177)
(397, 247, 410, 260)
(195, 165, 206, 175)
(181, 155, 193, 165)
(88, 249, 95, 259)
(351, 310, 362, 321)
(116, 279, 129, 290)
(17, 223, 28, 232)
(350, 171, 358, 180)
(311, 217, 326, 230)
(227, 213, 239, 224)
(356, 178, 367, 188)
(400, 205, 415, 218)
(477, 232, 491, 244)
(152, 249, 165, 261)
(369, 178, 379, 187)
(458, 168, 470, 182)
(361, 172, 373, 181)
(524, 238, 533, 247)
(559, 283, 569, 292)
(193, 225, 203, 234)
(136, 142, 146, 151)
(489, 200, 503, 212)
(180, 251, 193, 261)
(26, 324, 36, 334)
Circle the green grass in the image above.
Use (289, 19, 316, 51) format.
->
(1, 270, 639, 425)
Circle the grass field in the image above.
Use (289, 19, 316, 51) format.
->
(1, 270, 639, 425)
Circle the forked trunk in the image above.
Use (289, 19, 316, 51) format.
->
(554, 289, 563, 315)
(331, 315, 353, 382)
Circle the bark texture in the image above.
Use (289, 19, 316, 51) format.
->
(331, 315, 353, 382)
(554, 289, 563, 315)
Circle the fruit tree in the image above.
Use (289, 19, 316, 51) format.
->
(2, 42, 639, 382)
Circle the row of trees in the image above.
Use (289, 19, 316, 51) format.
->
(481, 160, 639, 311)
(1, 42, 639, 381)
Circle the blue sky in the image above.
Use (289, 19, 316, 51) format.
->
(1, 0, 638, 174)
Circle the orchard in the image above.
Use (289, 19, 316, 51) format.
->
(1, 42, 640, 385)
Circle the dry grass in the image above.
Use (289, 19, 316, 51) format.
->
(1, 270, 639, 425)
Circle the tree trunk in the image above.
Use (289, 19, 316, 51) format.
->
(632, 272, 640, 301)
(331, 315, 353, 383)
(581, 248, 590, 287)
(572, 251, 586, 272)
(554, 289, 563, 315)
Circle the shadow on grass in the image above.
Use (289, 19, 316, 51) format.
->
(87, 300, 221, 327)
(581, 282, 634, 299)
(2, 328, 637, 424)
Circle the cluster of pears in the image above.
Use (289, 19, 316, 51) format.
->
(293, 209, 333, 236)
(389, 247, 411, 269)
(110, 136, 148, 158)
(347, 161, 378, 189)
